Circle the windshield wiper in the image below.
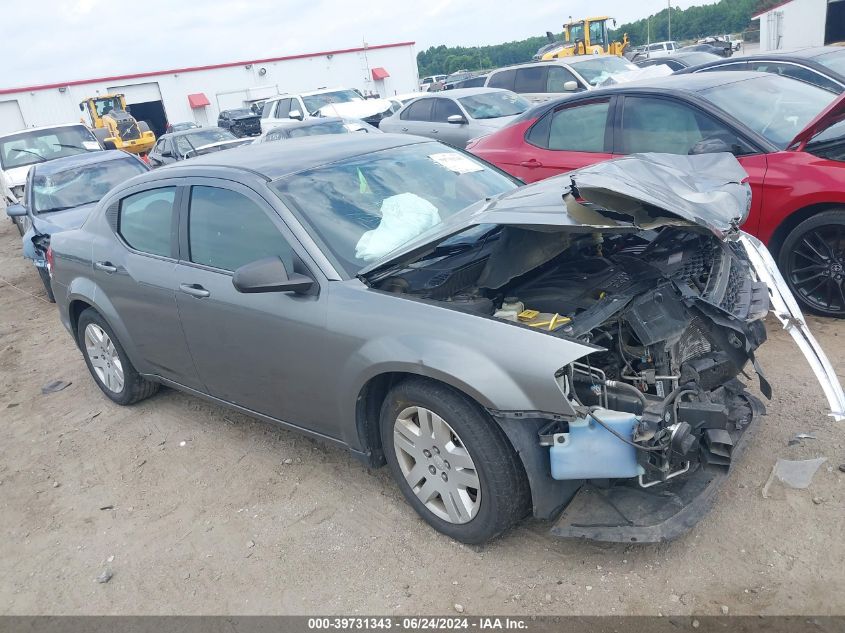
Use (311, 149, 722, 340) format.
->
(51, 143, 89, 151)
(10, 148, 46, 161)
(38, 203, 93, 214)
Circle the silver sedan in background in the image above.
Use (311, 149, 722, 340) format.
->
(380, 88, 531, 147)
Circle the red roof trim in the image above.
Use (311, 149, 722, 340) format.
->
(752, 0, 795, 19)
(188, 93, 210, 108)
(0, 41, 415, 96)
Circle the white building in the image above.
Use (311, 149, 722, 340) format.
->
(754, 0, 845, 51)
(0, 41, 418, 136)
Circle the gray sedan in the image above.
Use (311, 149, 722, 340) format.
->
(380, 88, 531, 147)
(47, 135, 844, 544)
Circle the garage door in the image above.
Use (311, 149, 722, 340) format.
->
(0, 100, 25, 135)
(107, 82, 162, 104)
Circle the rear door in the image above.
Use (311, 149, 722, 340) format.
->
(93, 182, 202, 388)
(512, 96, 615, 182)
(172, 180, 333, 434)
(397, 99, 435, 137)
(614, 94, 767, 233)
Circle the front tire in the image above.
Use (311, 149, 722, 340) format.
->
(380, 378, 530, 544)
(778, 209, 845, 318)
(76, 308, 159, 405)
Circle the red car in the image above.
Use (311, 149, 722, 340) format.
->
(468, 72, 845, 317)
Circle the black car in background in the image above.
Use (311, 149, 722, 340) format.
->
(677, 46, 845, 94)
(217, 108, 262, 137)
(635, 51, 722, 71)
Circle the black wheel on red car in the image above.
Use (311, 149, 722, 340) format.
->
(779, 209, 845, 318)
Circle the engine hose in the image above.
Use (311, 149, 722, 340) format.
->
(588, 407, 663, 453)
(605, 379, 648, 407)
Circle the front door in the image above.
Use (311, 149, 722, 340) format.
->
(172, 180, 333, 435)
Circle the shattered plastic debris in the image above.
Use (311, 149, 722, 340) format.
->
(788, 432, 818, 446)
(41, 380, 71, 394)
(762, 457, 827, 498)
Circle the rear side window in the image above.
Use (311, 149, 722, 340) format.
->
(401, 99, 434, 121)
(488, 69, 516, 91)
(527, 100, 610, 152)
(514, 67, 547, 93)
(749, 61, 842, 93)
(118, 188, 175, 258)
(697, 61, 748, 73)
(188, 186, 293, 272)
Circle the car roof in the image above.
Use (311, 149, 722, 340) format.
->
(0, 122, 90, 140)
(759, 46, 844, 60)
(153, 133, 428, 181)
(160, 126, 228, 139)
(30, 149, 134, 175)
(415, 87, 506, 98)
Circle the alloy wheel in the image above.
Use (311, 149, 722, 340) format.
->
(786, 225, 845, 316)
(84, 323, 125, 393)
(392, 406, 481, 524)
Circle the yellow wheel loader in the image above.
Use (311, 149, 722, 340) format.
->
(535, 17, 629, 61)
(79, 94, 155, 155)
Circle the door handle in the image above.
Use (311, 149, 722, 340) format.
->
(520, 159, 543, 168)
(179, 283, 211, 298)
(431, 129, 439, 133)
(94, 261, 117, 273)
(401, 127, 409, 132)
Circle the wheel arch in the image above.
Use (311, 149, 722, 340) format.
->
(766, 202, 845, 260)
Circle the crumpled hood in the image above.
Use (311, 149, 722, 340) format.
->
(232, 113, 260, 121)
(787, 91, 845, 151)
(360, 152, 751, 276)
(317, 99, 393, 119)
(31, 202, 97, 233)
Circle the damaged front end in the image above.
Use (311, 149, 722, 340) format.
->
(361, 152, 845, 542)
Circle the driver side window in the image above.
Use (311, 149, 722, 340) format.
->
(274, 99, 292, 119)
(621, 97, 752, 155)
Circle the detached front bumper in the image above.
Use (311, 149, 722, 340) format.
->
(550, 391, 763, 543)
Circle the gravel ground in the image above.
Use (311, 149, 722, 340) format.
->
(0, 217, 843, 616)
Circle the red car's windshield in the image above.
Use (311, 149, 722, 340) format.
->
(702, 75, 836, 150)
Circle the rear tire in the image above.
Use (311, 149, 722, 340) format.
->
(778, 209, 845, 318)
(77, 308, 159, 405)
(37, 266, 55, 303)
(380, 377, 530, 544)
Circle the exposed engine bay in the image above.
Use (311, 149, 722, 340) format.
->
(371, 224, 771, 487)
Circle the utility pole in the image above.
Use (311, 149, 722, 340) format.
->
(667, 0, 672, 41)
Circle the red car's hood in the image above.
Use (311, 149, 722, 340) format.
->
(788, 91, 845, 151)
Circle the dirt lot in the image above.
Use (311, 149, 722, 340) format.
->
(0, 217, 843, 616)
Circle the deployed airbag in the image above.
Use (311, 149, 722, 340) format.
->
(355, 193, 441, 261)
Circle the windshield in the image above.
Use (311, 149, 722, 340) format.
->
(184, 128, 237, 149)
(93, 97, 122, 116)
(302, 90, 364, 114)
(702, 75, 836, 149)
(569, 57, 639, 85)
(678, 52, 721, 66)
(228, 109, 252, 117)
(0, 126, 100, 171)
(568, 23, 584, 42)
(814, 49, 845, 76)
(288, 121, 349, 138)
(31, 157, 146, 214)
(458, 92, 530, 120)
(270, 142, 516, 276)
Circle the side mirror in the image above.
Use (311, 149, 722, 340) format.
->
(5, 203, 27, 218)
(233, 256, 315, 294)
(563, 80, 579, 92)
(79, 103, 84, 112)
(447, 114, 467, 125)
(289, 109, 304, 121)
(689, 136, 739, 156)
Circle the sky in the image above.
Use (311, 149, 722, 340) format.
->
(1, 0, 717, 89)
